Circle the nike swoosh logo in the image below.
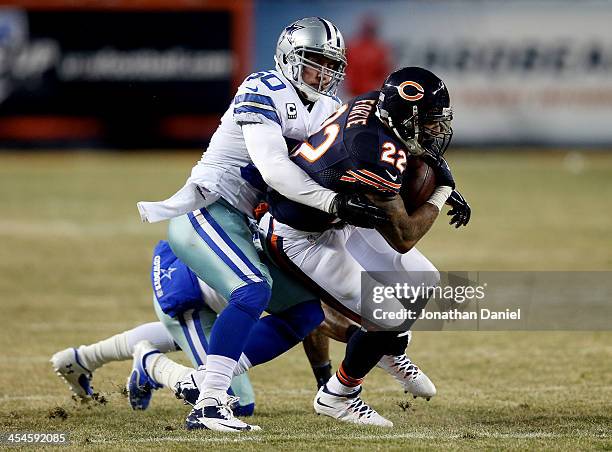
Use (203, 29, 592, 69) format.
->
(316, 397, 335, 409)
(385, 170, 398, 181)
(217, 422, 249, 430)
(245, 86, 259, 93)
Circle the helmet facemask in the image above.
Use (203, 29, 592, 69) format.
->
(377, 102, 453, 159)
(420, 107, 453, 159)
(287, 49, 346, 102)
(376, 103, 423, 156)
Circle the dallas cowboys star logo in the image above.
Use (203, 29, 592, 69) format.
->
(284, 23, 304, 40)
(160, 267, 177, 280)
(285, 23, 304, 35)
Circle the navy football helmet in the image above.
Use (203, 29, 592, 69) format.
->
(376, 67, 453, 159)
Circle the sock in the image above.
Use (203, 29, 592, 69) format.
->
(78, 333, 131, 371)
(326, 365, 362, 396)
(180, 362, 257, 408)
(189, 365, 206, 388)
(146, 352, 192, 389)
(163, 356, 252, 389)
(201, 354, 237, 393)
(126, 322, 177, 354)
(345, 324, 360, 342)
(233, 354, 253, 376)
(312, 361, 332, 389)
(77, 322, 177, 371)
(342, 330, 390, 379)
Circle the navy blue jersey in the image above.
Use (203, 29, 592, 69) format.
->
(268, 91, 409, 232)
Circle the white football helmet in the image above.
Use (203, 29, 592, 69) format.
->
(275, 17, 347, 102)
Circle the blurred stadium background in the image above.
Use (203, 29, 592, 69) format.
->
(0, 0, 610, 449)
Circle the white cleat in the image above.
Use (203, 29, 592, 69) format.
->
(313, 385, 393, 427)
(50, 347, 94, 398)
(186, 391, 261, 432)
(377, 354, 436, 400)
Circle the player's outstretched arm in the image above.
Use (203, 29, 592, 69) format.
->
(366, 193, 441, 253)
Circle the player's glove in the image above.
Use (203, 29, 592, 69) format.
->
(432, 158, 456, 190)
(446, 189, 471, 228)
(423, 156, 456, 190)
(331, 192, 389, 229)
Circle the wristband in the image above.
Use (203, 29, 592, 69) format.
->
(426, 186, 453, 211)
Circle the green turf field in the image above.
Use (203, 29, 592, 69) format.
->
(0, 151, 610, 450)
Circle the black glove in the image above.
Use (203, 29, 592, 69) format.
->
(331, 192, 389, 229)
(423, 155, 455, 189)
(446, 189, 471, 228)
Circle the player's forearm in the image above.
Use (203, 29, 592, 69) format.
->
(261, 159, 336, 213)
(393, 203, 439, 251)
(371, 195, 439, 253)
(389, 185, 453, 251)
(243, 123, 336, 213)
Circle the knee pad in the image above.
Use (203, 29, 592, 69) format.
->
(277, 300, 324, 340)
(229, 282, 272, 321)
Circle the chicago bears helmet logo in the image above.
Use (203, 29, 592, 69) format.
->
(398, 81, 424, 101)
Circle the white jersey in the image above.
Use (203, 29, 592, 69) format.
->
(190, 69, 341, 215)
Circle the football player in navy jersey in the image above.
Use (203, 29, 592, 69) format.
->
(259, 67, 471, 426)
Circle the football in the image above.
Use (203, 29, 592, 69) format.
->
(400, 157, 437, 213)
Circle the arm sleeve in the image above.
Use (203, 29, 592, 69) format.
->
(242, 120, 337, 214)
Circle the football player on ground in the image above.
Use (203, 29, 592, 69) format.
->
(133, 17, 389, 432)
(50, 239, 261, 416)
(258, 66, 470, 427)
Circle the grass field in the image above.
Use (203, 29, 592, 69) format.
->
(0, 150, 610, 450)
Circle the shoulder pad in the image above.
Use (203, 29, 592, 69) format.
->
(233, 71, 293, 127)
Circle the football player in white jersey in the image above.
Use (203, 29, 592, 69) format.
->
(136, 17, 387, 432)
